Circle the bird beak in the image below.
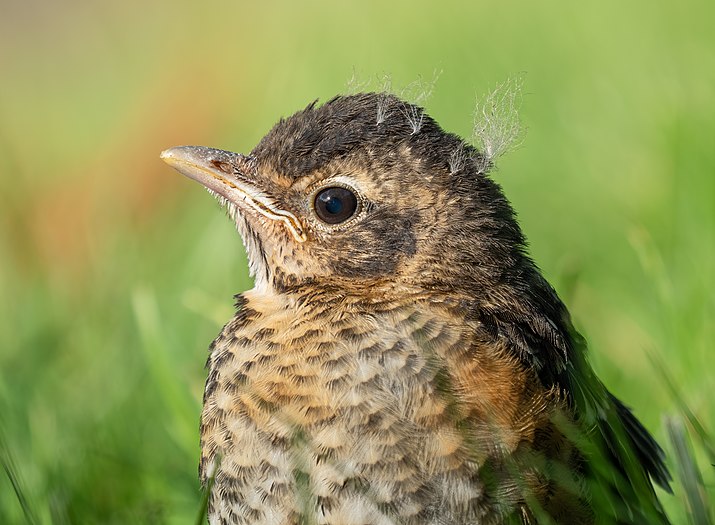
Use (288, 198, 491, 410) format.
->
(160, 146, 306, 242)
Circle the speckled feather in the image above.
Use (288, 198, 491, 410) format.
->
(201, 290, 589, 524)
(167, 93, 670, 524)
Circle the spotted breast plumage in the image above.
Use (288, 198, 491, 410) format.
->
(161, 93, 671, 524)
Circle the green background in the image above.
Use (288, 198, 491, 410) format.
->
(1, 1, 712, 522)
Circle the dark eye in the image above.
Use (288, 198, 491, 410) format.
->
(314, 186, 359, 224)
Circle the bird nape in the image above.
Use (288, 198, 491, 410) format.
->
(161, 92, 670, 525)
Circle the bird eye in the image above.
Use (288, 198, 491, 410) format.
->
(314, 186, 358, 224)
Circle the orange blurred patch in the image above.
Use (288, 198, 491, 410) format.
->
(23, 65, 237, 278)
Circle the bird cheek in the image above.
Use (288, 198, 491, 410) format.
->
(328, 237, 400, 279)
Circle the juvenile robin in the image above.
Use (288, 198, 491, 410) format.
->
(161, 93, 671, 525)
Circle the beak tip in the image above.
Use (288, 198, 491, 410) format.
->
(160, 147, 177, 163)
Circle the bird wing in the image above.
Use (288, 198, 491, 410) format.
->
(468, 282, 672, 525)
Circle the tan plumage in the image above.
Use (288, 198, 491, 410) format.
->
(161, 93, 669, 524)
(200, 290, 584, 524)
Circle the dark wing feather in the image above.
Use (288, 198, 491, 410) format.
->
(608, 392, 672, 492)
(559, 322, 671, 525)
(475, 271, 671, 524)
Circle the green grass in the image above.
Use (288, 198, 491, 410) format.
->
(0, 0, 713, 522)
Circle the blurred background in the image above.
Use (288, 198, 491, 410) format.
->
(1, 0, 713, 523)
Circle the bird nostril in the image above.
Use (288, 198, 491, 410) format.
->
(211, 160, 234, 174)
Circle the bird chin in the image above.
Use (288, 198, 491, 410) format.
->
(210, 190, 273, 293)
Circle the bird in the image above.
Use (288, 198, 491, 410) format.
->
(160, 92, 671, 525)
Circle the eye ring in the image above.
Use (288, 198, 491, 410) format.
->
(313, 186, 359, 224)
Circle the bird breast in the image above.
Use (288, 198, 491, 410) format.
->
(199, 289, 554, 525)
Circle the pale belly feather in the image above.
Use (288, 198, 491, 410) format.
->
(200, 292, 491, 525)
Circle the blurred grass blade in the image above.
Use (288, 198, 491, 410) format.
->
(665, 416, 712, 525)
(194, 477, 213, 525)
(132, 286, 199, 457)
(0, 428, 40, 525)
(650, 352, 715, 466)
(194, 456, 219, 525)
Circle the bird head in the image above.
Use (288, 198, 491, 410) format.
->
(161, 93, 527, 300)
